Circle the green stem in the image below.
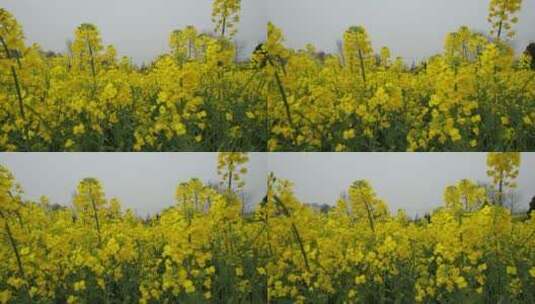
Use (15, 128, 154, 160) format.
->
(86, 37, 97, 96)
(221, 16, 227, 38)
(11, 66, 26, 120)
(273, 70, 298, 145)
(358, 49, 367, 85)
(363, 198, 376, 233)
(89, 190, 102, 247)
(1, 35, 30, 150)
(497, 20, 503, 40)
(273, 195, 310, 272)
(228, 163, 233, 192)
(0, 210, 32, 303)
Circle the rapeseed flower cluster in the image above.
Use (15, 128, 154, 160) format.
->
(0, 1, 266, 152)
(2, 0, 532, 152)
(266, 0, 534, 151)
(1, 153, 533, 303)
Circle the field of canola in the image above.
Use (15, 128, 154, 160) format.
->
(264, 0, 535, 151)
(0, 0, 267, 152)
(1, 152, 534, 303)
(1, 0, 535, 152)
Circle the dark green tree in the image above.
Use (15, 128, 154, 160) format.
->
(525, 43, 535, 69)
(528, 196, 535, 216)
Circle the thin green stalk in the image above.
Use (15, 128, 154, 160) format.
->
(273, 70, 298, 145)
(362, 199, 376, 233)
(10, 66, 26, 119)
(0, 35, 21, 68)
(1, 35, 30, 150)
(10, 66, 31, 150)
(273, 195, 310, 272)
(89, 190, 102, 247)
(497, 20, 503, 40)
(358, 49, 367, 84)
(221, 16, 227, 38)
(228, 164, 233, 192)
(86, 38, 97, 94)
(498, 171, 504, 206)
(0, 210, 33, 303)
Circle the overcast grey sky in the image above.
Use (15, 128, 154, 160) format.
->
(0, 153, 267, 217)
(1, 0, 266, 64)
(1, 153, 532, 218)
(269, 153, 535, 217)
(4, 1, 533, 64)
(267, 0, 535, 62)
